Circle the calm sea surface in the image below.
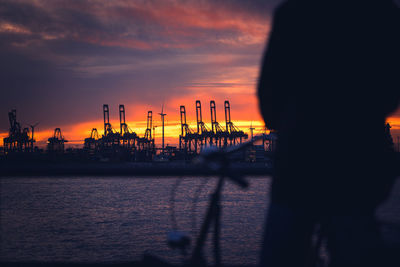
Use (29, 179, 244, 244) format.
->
(1, 177, 399, 265)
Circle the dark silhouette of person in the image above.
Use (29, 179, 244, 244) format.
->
(258, 0, 400, 266)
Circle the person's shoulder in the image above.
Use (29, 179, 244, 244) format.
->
(390, 1, 400, 20)
(271, 0, 302, 26)
(389, 0, 400, 10)
(273, 0, 318, 21)
(274, 0, 297, 16)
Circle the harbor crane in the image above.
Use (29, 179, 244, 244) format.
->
(102, 104, 120, 148)
(179, 105, 198, 155)
(224, 100, 248, 145)
(195, 100, 213, 149)
(84, 128, 100, 152)
(3, 109, 34, 153)
(47, 128, 67, 153)
(119, 105, 137, 150)
(210, 100, 229, 148)
(136, 111, 155, 159)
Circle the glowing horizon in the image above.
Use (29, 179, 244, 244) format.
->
(0, 98, 267, 148)
(1, 111, 399, 149)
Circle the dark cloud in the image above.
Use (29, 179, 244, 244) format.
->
(10, 0, 400, 137)
(1, 0, 399, 140)
(0, 0, 283, 132)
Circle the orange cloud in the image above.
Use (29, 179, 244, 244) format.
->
(0, 22, 31, 34)
(10, 0, 271, 50)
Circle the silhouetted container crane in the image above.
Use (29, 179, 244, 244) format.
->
(179, 105, 198, 156)
(119, 104, 137, 152)
(136, 111, 155, 161)
(84, 128, 100, 153)
(47, 128, 67, 153)
(101, 104, 121, 149)
(196, 100, 213, 150)
(224, 100, 248, 145)
(84, 104, 139, 160)
(3, 109, 35, 153)
(210, 100, 229, 148)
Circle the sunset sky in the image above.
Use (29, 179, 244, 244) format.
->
(1, 0, 399, 147)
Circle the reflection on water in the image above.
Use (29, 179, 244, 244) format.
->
(0, 177, 272, 265)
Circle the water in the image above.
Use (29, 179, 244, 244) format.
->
(1, 177, 399, 266)
(0, 177, 271, 265)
